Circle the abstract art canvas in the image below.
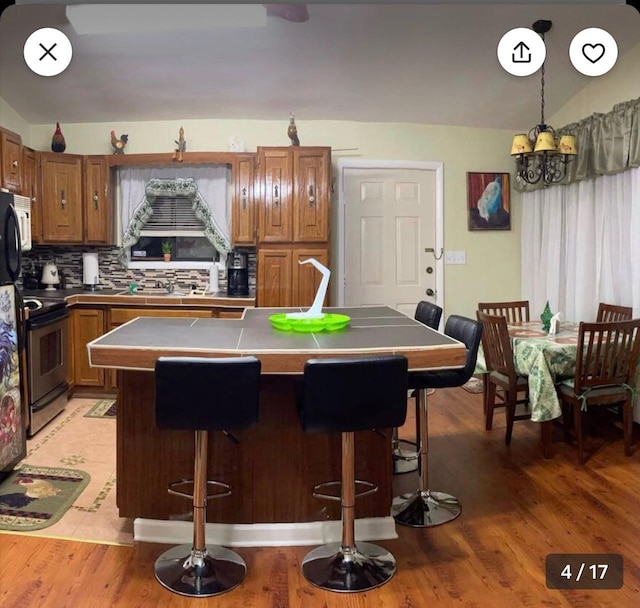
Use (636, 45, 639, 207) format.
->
(467, 172, 511, 231)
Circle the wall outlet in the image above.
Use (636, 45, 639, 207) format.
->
(445, 250, 466, 265)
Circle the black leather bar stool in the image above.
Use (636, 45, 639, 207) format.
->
(298, 355, 408, 593)
(154, 356, 260, 598)
(393, 301, 443, 474)
(392, 316, 482, 527)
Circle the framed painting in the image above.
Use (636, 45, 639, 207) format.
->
(467, 172, 511, 231)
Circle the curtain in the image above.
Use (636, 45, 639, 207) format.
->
(521, 166, 638, 323)
(516, 97, 640, 193)
(118, 165, 231, 265)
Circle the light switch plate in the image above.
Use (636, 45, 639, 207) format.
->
(445, 250, 466, 265)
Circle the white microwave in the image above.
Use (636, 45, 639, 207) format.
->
(12, 194, 32, 252)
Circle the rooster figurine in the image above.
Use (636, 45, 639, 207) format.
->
(287, 112, 300, 146)
(51, 122, 66, 153)
(110, 131, 129, 154)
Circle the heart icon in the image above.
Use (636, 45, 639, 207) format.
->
(582, 43, 605, 64)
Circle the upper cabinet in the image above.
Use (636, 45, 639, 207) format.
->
(40, 152, 84, 243)
(21, 147, 41, 243)
(39, 152, 113, 244)
(232, 154, 256, 246)
(0, 128, 23, 193)
(257, 146, 330, 244)
(84, 155, 112, 244)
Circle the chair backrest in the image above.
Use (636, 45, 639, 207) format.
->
(414, 301, 443, 330)
(155, 356, 261, 431)
(443, 315, 484, 383)
(574, 319, 640, 392)
(596, 303, 633, 323)
(300, 356, 408, 433)
(478, 300, 530, 323)
(476, 311, 518, 383)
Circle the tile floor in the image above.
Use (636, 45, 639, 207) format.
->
(2, 397, 134, 545)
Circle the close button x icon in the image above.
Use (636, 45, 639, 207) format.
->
(39, 42, 57, 61)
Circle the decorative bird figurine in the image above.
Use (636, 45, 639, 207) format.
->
(110, 131, 129, 154)
(477, 177, 502, 221)
(173, 126, 186, 162)
(287, 112, 300, 146)
(51, 122, 66, 153)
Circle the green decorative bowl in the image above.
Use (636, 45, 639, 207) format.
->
(268, 313, 351, 332)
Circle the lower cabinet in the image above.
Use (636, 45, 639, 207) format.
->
(72, 307, 106, 388)
(257, 247, 329, 307)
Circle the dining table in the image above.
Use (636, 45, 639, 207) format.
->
(476, 319, 581, 423)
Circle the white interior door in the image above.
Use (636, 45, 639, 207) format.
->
(341, 165, 442, 319)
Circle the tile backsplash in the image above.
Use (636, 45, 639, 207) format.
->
(21, 245, 256, 292)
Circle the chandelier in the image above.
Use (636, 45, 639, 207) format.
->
(511, 20, 577, 186)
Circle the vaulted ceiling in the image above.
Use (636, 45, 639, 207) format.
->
(0, 3, 638, 130)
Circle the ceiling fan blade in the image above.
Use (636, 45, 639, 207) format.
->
(264, 4, 309, 23)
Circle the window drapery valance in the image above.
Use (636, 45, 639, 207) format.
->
(516, 97, 640, 192)
(117, 166, 232, 266)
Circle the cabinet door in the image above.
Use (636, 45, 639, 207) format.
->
(258, 148, 292, 243)
(84, 155, 112, 244)
(292, 248, 329, 307)
(1, 129, 22, 193)
(22, 148, 42, 243)
(232, 154, 256, 245)
(72, 308, 105, 387)
(293, 148, 330, 242)
(257, 249, 292, 307)
(41, 153, 83, 242)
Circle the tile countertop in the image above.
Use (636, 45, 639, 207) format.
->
(21, 287, 256, 308)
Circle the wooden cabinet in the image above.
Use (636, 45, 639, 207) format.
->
(257, 247, 329, 307)
(256, 146, 331, 307)
(0, 128, 22, 193)
(84, 155, 112, 244)
(41, 152, 84, 243)
(232, 154, 256, 246)
(72, 307, 106, 387)
(257, 146, 330, 244)
(21, 148, 41, 243)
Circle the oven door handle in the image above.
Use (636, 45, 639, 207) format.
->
(28, 309, 69, 330)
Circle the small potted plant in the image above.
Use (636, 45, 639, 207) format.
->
(162, 240, 172, 262)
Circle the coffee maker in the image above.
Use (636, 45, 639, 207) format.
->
(226, 251, 249, 296)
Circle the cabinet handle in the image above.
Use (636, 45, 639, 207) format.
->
(308, 185, 315, 205)
(60, 190, 66, 208)
(274, 184, 280, 207)
(241, 187, 247, 209)
(93, 190, 99, 210)
(12, 160, 18, 168)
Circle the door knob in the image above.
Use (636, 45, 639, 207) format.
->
(426, 288, 435, 297)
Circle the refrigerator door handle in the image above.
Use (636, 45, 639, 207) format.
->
(14, 287, 25, 355)
(5, 202, 22, 282)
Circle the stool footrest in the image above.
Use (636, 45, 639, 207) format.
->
(312, 479, 377, 502)
(168, 479, 232, 501)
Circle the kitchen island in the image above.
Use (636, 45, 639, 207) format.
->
(87, 306, 466, 540)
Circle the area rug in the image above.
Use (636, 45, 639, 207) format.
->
(0, 465, 90, 531)
(84, 399, 117, 418)
(462, 377, 484, 394)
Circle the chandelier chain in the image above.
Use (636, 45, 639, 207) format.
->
(540, 32, 545, 126)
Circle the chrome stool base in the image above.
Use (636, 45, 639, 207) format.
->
(154, 544, 247, 597)
(392, 439, 419, 474)
(392, 490, 461, 528)
(302, 541, 396, 593)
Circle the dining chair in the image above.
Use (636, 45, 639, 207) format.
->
(393, 301, 442, 474)
(596, 303, 633, 323)
(557, 318, 640, 464)
(477, 301, 530, 421)
(476, 311, 531, 444)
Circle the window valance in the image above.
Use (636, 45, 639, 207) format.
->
(516, 96, 640, 192)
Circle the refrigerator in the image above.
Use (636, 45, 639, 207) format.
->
(0, 191, 26, 474)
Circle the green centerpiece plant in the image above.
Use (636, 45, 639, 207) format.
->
(540, 300, 553, 332)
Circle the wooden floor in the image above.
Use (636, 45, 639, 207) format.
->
(2, 387, 640, 607)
